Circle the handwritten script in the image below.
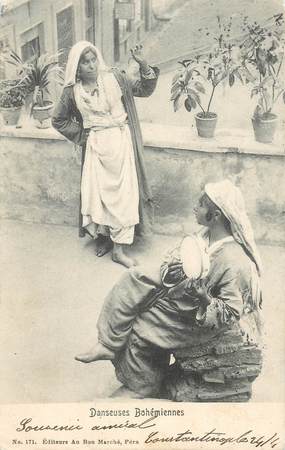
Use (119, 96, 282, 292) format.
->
(16, 417, 280, 448)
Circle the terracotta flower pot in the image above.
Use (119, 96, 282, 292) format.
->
(195, 112, 218, 138)
(32, 101, 54, 129)
(251, 114, 278, 144)
(0, 106, 22, 126)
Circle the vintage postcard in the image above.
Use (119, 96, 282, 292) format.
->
(0, 0, 284, 449)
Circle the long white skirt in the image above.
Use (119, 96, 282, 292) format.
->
(81, 125, 139, 236)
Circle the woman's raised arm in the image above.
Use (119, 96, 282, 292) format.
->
(128, 45, 160, 97)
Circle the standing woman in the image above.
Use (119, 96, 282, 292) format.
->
(52, 41, 159, 267)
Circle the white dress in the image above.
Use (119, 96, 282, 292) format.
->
(74, 72, 139, 244)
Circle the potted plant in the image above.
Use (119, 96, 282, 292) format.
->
(1, 49, 64, 128)
(26, 52, 64, 128)
(241, 13, 285, 143)
(0, 79, 26, 125)
(171, 16, 244, 138)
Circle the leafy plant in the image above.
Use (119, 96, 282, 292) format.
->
(1, 49, 64, 109)
(171, 16, 244, 117)
(240, 13, 285, 119)
(0, 79, 26, 108)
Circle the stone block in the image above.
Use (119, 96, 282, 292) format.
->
(178, 346, 262, 372)
(165, 369, 253, 402)
(175, 329, 244, 359)
(164, 331, 262, 402)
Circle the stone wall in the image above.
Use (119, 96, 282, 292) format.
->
(145, 145, 285, 244)
(0, 123, 284, 244)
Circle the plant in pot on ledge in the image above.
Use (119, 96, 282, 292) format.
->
(241, 13, 285, 143)
(2, 49, 64, 128)
(0, 79, 26, 126)
(23, 52, 64, 128)
(170, 16, 245, 138)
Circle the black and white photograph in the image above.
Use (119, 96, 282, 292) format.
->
(0, 0, 285, 448)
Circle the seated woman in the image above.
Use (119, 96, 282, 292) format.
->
(52, 42, 159, 268)
(75, 180, 263, 398)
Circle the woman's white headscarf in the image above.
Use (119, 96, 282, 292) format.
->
(64, 41, 109, 87)
(205, 179, 262, 276)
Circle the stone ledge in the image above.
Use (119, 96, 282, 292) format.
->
(1, 120, 284, 157)
(142, 123, 285, 157)
(0, 122, 65, 141)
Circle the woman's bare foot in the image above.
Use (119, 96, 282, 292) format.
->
(75, 343, 115, 363)
(112, 244, 136, 268)
(95, 235, 113, 257)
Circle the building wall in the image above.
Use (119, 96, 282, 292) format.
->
(0, 0, 85, 75)
(0, 128, 284, 245)
(100, 0, 115, 65)
(0, 0, 154, 76)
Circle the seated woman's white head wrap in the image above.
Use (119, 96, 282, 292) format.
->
(64, 41, 109, 87)
(205, 179, 262, 276)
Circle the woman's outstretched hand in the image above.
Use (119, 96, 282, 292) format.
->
(130, 45, 149, 71)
